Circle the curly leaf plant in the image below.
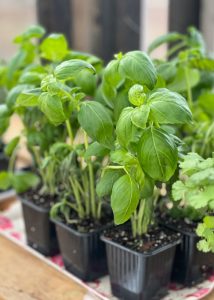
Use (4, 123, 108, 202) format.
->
(78, 50, 192, 237)
(172, 153, 214, 253)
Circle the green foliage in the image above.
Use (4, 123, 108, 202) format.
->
(78, 101, 114, 149)
(0, 171, 40, 193)
(111, 174, 140, 224)
(40, 33, 68, 61)
(172, 154, 214, 252)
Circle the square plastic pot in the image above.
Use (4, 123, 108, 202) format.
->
(167, 225, 214, 286)
(0, 152, 9, 171)
(53, 218, 109, 281)
(101, 235, 180, 300)
(20, 197, 59, 256)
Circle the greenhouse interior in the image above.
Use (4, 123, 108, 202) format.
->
(0, 0, 214, 299)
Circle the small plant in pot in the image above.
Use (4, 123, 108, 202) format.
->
(50, 137, 112, 281)
(79, 50, 192, 299)
(162, 153, 214, 286)
(13, 30, 103, 256)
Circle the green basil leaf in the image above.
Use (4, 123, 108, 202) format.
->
(4, 136, 20, 157)
(131, 105, 150, 129)
(167, 67, 200, 92)
(0, 171, 12, 190)
(148, 88, 192, 124)
(116, 107, 139, 149)
(111, 174, 140, 224)
(55, 59, 96, 80)
(14, 25, 45, 43)
(84, 142, 109, 158)
(148, 32, 185, 54)
(40, 33, 68, 61)
(113, 90, 129, 122)
(110, 149, 137, 166)
(19, 71, 45, 85)
(74, 70, 97, 96)
(96, 169, 125, 197)
(102, 59, 123, 107)
(38, 93, 66, 126)
(12, 172, 40, 193)
(16, 88, 41, 107)
(6, 85, 30, 111)
(78, 101, 114, 149)
(0, 104, 10, 135)
(118, 51, 157, 89)
(141, 176, 155, 198)
(198, 93, 214, 117)
(138, 127, 178, 181)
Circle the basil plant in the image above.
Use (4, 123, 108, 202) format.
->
(78, 50, 192, 237)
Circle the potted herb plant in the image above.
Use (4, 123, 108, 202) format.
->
(78, 50, 192, 299)
(15, 40, 103, 259)
(164, 153, 214, 285)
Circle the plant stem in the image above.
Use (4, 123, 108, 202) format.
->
(65, 119, 74, 146)
(184, 66, 193, 108)
(166, 41, 186, 58)
(69, 177, 85, 219)
(84, 131, 96, 219)
(137, 199, 146, 237)
(8, 150, 17, 172)
(131, 211, 137, 238)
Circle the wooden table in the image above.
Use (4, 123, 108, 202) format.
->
(0, 234, 89, 300)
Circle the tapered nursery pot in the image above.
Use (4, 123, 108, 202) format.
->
(21, 197, 59, 256)
(167, 225, 214, 286)
(101, 235, 180, 300)
(53, 218, 108, 281)
(0, 152, 9, 171)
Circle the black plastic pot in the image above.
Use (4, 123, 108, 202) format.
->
(53, 219, 108, 281)
(101, 235, 180, 300)
(21, 197, 59, 256)
(166, 224, 214, 286)
(0, 152, 9, 171)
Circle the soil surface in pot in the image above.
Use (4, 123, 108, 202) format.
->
(57, 208, 113, 234)
(159, 212, 198, 234)
(22, 187, 57, 209)
(103, 226, 181, 253)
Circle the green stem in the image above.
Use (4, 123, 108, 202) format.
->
(69, 177, 85, 219)
(184, 66, 193, 108)
(8, 150, 17, 172)
(82, 172, 90, 216)
(137, 199, 146, 237)
(84, 131, 96, 219)
(65, 119, 74, 146)
(166, 40, 187, 58)
(131, 211, 137, 238)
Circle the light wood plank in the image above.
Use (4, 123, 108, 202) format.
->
(0, 234, 87, 300)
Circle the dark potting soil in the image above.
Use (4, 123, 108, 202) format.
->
(22, 188, 57, 209)
(159, 213, 198, 234)
(58, 208, 113, 234)
(103, 225, 181, 254)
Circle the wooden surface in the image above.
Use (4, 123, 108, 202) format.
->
(0, 234, 87, 300)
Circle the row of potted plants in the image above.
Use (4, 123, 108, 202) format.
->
(0, 25, 214, 300)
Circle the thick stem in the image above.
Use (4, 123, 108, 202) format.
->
(65, 119, 74, 146)
(131, 211, 137, 238)
(8, 150, 17, 172)
(137, 199, 146, 237)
